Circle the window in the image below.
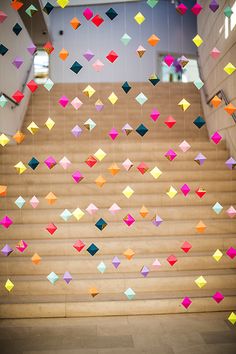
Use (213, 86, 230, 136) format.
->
(160, 55, 200, 83)
(34, 50, 49, 84)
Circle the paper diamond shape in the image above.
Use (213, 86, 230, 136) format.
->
(70, 61, 83, 74)
(59, 95, 69, 108)
(97, 261, 106, 273)
(0, 185, 7, 197)
(71, 125, 82, 137)
(83, 8, 93, 20)
(167, 255, 177, 266)
(122, 123, 133, 135)
(213, 291, 224, 303)
(0, 134, 9, 146)
(112, 256, 120, 268)
(44, 78, 54, 91)
(228, 312, 236, 325)
(165, 116, 176, 128)
(196, 220, 206, 233)
(166, 186, 177, 199)
(123, 214, 135, 227)
(46, 223, 57, 235)
(86, 203, 98, 215)
(226, 206, 236, 218)
(211, 47, 220, 59)
(146, 0, 158, 8)
(0, 216, 13, 229)
(5, 279, 14, 292)
(194, 153, 207, 166)
(12, 90, 24, 103)
(136, 45, 146, 58)
(57, 0, 69, 8)
(83, 85, 95, 98)
(72, 171, 84, 183)
(27, 121, 39, 135)
(70, 17, 80, 30)
(43, 41, 54, 55)
(150, 166, 162, 179)
(165, 149, 177, 161)
(95, 218, 107, 231)
(63, 271, 72, 284)
(45, 117, 55, 130)
(191, 3, 202, 15)
(60, 209, 72, 221)
(211, 95, 221, 107)
(1, 244, 13, 257)
(0, 94, 8, 108)
(94, 148, 106, 161)
(152, 214, 163, 227)
(85, 155, 97, 168)
(108, 163, 120, 176)
(0, 44, 8, 56)
(108, 92, 118, 104)
(109, 127, 118, 140)
(124, 288, 136, 300)
(211, 131, 222, 144)
(0, 11, 7, 23)
(105, 8, 118, 20)
(16, 240, 28, 253)
(30, 196, 39, 208)
(109, 203, 121, 215)
(106, 50, 118, 63)
(193, 116, 206, 128)
(178, 55, 189, 68)
(84, 119, 96, 131)
(176, 3, 188, 15)
(136, 124, 148, 137)
(72, 208, 85, 221)
(181, 183, 190, 196)
(31, 253, 41, 265)
(13, 131, 25, 144)
(140, 265, 149, 277)
(59, 156, 71, 170)
(83, 50, 94, 62)
(140, 206, 149, 218)
(73, 240, 85, 252)
(134, 12, 145, 24)
(137, 162, 149, 174)
(122, 186, 134, 198)
(209, 0, 219, 12)
(123, 248, 135, 260)
(95, 99, 104, 112)
(212, 249, 223, 262)
(45, 192, 57, 205)
(122, 159, 133, 171)
(12, 57, 23, 69)
(178, 98, 190, 111)
(95, 175, 106, 188)
(44, 156, 56, 169)
(121, 33, 131, 46)
(27, 42, 37, 55)
(150, 108, 160, 121)
(136, 92, 148, 105)
(224, 6, 233, 18)
(179, 140, 191, 152)
(164, 54, 174, 67)
(47, 272, 59, 284)
(181, 241, 192, 253)
(212, 202, 223, 214)
(59, 48, 69, 61)
(92, 59, 104, 72)
(148, 34, 160, 46)
(195, 275, 207, 288)
(224, 103, 236, 116)
(26, 4, 38, 17)
(87, 243, 99, 256)
(182, 297, 192, 309)
(92, 14, 104, 27)
(226, 247, 236, 259)
(15, 196, 25, 209)
(194, 79, 204, 90)
(14, 161, 27, 174)
(122, 81, 132, 93)
(192, 34, 203, 47)
(224, 63, 235, 75)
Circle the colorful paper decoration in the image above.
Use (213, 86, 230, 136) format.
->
(228, 312, 236, 325)
(83, 50, 94, 62)
(27, 122, 39, 134)
(70, 17, 80, 30)
(16, 240, 28, 253)
(195, 275, 207, 288)
(72, 171, 84, 183)
(59, 95, 69, 108)
(59, 48, 69, 61)
(84, 118, 96, 131)
(0, 134, 9, 146)
(212, 202, 223, 214)
(179, 140, 191, 152)
(30, 196, 39, 208)
(209, 0, 219, 12)
(60, 209, 72, 221)
(46, 223, 57, 235)
(224, 103, 236, 115)
(181, 184, 190, 196)
(70, 61, 83, 74)
(27, 42, 37, 56)
(0, 11, 7, 23)
(0, 185, 7, 197)
(137, 162, 149, 174)
(193, 116, 205, 128)
(178, 55, 189, 68)
(106, 50, 118, 63)
(176, 3, 188, 15)
(63, 271, 72, 284)
(43, 41, 54, 55)
(43, 2, 54, 15)
(212, 249, 223, 262)
(136, 92, 148, 105)
(87, 243, 99, 256)
(182, 297, 192, 309)
(194, 79, 204, 90)
(57, 0, 69, 9)
(123, 248, 135, 260)
(59, 156, 71, 169)
(12, 23, 22, 36)
(109, 203, 121, 215)
(0, 44, 8, 56)
(139, 206, 149, 218)
(124, 288, 135, 300)
(225, 157, 236, 170)
(165, 116, 176, 128)
(150, 108, 160, 121)
(194, 153, 206, 165)
(226, 206, 236, 218)
(73, 240, 85, 252)
(13, 131, 25, 144)
(45, 117, 55, 130)
(167, 255, 177, 266)
(108, 92, 118, 104)
(1, 244, 13, 256)
(152, 214, 163, 227)
(150, 167, 162, 179)
(92, 59, 104, 72)
(122, 186, 134, 198)
(25, 5, 38, 17)
(112, 256, 120, 268)
(0, 216, 13, 228)
(44, 78, 54, 91)
(191, 3, 202, 15)
(149, 73, 160, 86)
(166, 186, 177, 199)
(226, 247, 236, 259)
(140, 266, 149, 277)
(108, 163, 120, 176)
(148, 34, 160, 46)
(0, 94, 8, 108)
(92, 14, 104, 27)
(178, 98, 190, 111)
(164, 54, 174, 67)
(224, 63, 236, 75)
(192, 34, 203, 47)
(44, 156, 57, 169)
(15, 196, 25, 208)
(106, 8, 118, 20)
(109, 128, 118, 140)
(45, 192, 57, 205)
(12, 90, 24, 103)
(146, 0, 158, 9)
(89, 287, 99, 297)
(94, 148, 106, 161)
(210, 47, 220, 59)
(121, 33, 131, 46)
(47, 272, 59, 284)
(181, 241, 192, 253)
(134, 12, 145, 25)
(136, 124, 148, 136)
(136, 45, 146, 58)
(83, 85, 96, 98)
(5, 279, 14, 292)
(94, 218, 107, 231)
(12, 57, 23, 69)
(165, 149, 177, 161)
(27, 80, 38, 92)
(95, 99, 104, 111)
(122, 81, 131, 93)
(14, 161, 27, 174)
(122, 159, 133, 171)
(71, 125, 82, 137)
(85, 155, 97, 168)
(97, 262, 106, 273)
(11, 1, 24, 11)
(196, 220, 206, 233)
(95, 175, 106, 188)
(224, 6, 233, 18)
(83, 8, 93, 20)
(212, 291, 224, 303)
(211, 131, 222, 144)
(123, 214, 135, 227)
(73, 208, 85, 221)
(122, 123, 133, 135)
(211, 95, 221, 107)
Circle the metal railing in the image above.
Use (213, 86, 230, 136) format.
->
(207, 89, 236, 124)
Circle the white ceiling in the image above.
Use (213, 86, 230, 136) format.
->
(41, 0, 140, 7)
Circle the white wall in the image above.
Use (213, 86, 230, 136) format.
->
(0, 1, 33, 136)
(50, 0, 197, 83)
(198, 0, 236, 158)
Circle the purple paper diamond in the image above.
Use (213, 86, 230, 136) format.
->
(194, 153, 206, 166)
(225, 157, 236, 170)
(112, 256, 120, 269)
(209, 0, 219, 12)
(152, 214, 163, 227)
(27, 42, 37, 55)
(140, 265, 149, 277)
(12, 57, 23, 69)
(1, 244, 13, 256)
(63, 271, 72, 284)
(71, 125, 82, 137)
(83, 50, 95, 62)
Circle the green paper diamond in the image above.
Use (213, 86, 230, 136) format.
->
(121, 33, 131, 46)
(135, 92, 148, 105)
(25, 5, 38, 17)
(44, 78, 54, 91)
(47, 271, 59, 284)
(224, 6, 233, 18)
(97, 261, 106, 273)
(194, 79, 204, 90)
(124, 287, 136, 300)
(146, 0, 159, 9)
(0, 95, 8, 108)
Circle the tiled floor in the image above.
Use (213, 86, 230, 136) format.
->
(0, 312, 235, 354)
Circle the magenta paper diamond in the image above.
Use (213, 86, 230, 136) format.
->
(211, 131, 222, 144)
(123, 214, 135, 226)
(181, 183, 190, 196)
(44, 156, 57, 169)
(225, 157, 236, 170)
(165, 149, 177, 161)
(0, 216, 13, 228)
(83, 8, 93, 20)
(27, 42, 37, 55)
(59, 95, 69, 108)
(152, 214, 163, 227)
(226, 206, 236, 218)
(150, 108, 160, 122)
(140, 265, 149, 277)
(72, 170, 84, 183)
(191, 3, 202, 15)
(71, 125, 82, 137)
(109, 128, 118, 140)
(164, 54, 174, 67)
(1, 244, 13, 256)
(194, 153, 206, 166)
(112, 256, 120, 269)
(63, 271, 72, 284)
(83, 50, 95, 62)
(212, 291, 224, 303)
(177, 3, 188, 15)
(181, 297, 192, 309)
(226, 247, 236, 259)
(16, 240, 28, 253)
(12, 57, 23, 69)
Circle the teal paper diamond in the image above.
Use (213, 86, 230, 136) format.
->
(212, 202, 223, 215)
(224, 6, 233, 18)
(194, 79, 204, 90)
(121, 33, 131, 46)
(0, 95, 8, 108)
(97, 261, 106, 273)
(87, 243, 99, 256)
(147, 0, 159, 9)
(60, 209, 72, 221)
(124, 287, 136, 300)
(47, 271, 59, 284)
(135, 92, 148, 105)
(15, 196, 25, 209)
(25, 5, 38, 17)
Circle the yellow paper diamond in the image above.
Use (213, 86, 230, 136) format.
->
(122, 186, 134, 199)
(150, 167, 162, 179)
(192, 34, 203, 47)
(27, 121, 39, 135)
(212, 249, 223, 262)
(14, 161, 27, 174)
(166, 186, 177, 199)
(94, 148, 106, 161)
(83, 85, 95, 98)
(5, 279, 14, 292)
(178, 98, 191, 111)
(228, 312, 236, 325)
(0, 133, 10, 146)
(57, 0, 69, 8)
(72, 208, 85, 221)
(108, 92, 118, 105)
(195, 275, 207, 288)
(224, 62, 236, 75)
(45, 117, 55, 130)
(134, 12, 145, 25)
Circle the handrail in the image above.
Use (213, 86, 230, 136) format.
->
(0, 92, 19, 107)
(207, 89, 236, 124)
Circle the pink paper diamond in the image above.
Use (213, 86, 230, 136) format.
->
(83, 8, 93, 20)
(86, 203, 98, 215)
(181, 297, 192, 309)
(210, 47, 220, 59)
(71, 97, 83, 110)
(164, 54, 174, 67)
(226, 247, 236, 259)
(59, 156, 71, 170)
(226, 206, 236, 218)
(150, 108, 160, 122)
(165, 149, 177, 161)
(122, 158, 133, 171)
(212, 291, 224, 303)
(59, 95, 69, 108)
(181, 183, 190, 196)
(152, 258, 161, 268)
(109, 203, 121, 215)
(72, 170, 84, 183)
(0, 216, 13, 229)
(123, 214, 135, 226)
(211, 131, 222, 144)
(179, 140, 191, 152)
(109, 128, 118, 140)
(30, 196, 39, 208)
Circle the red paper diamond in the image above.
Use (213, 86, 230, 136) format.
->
(167, 255, 177, 266)
(46, 223, 57, 235)
(137, 162, 149, 174)
(181, 241, 192, 253)
(164, 116, 176, 128)
(43, 41, 54, 55)
(85, 155, 97, 168)
(195, 187, 206, 198)
(27, 80, 38, 93)
(12, 90, 24, 103)
(106, 50, 118, 63)
(91, 14, 104, 27)
(73, 239, 85, 252)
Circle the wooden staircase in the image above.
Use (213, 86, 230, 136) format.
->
(0, 82, 235, 318)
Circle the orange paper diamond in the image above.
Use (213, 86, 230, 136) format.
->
(196, 220, 206, 233)
(147, 34, 160, 46)
(224, 103, 236, 115)
(59, 48, 69, 61)
(211, 95, 221, 108)
(123, 248, 135, 260)
(13, 131, 25, 144)
(70, 17, 81, 30)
